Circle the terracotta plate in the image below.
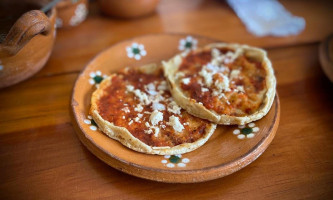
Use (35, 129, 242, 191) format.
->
(71, 33, 280, 183)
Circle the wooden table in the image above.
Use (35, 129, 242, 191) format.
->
(1, 0, 333, 199)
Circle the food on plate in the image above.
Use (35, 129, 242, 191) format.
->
(162, 43, 276, 125)
(90, 64, 216, 155)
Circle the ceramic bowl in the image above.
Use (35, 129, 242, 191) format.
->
(0, 0, 57, 89)
(56, 0, 88, 28)
(97, 0, 160, 19)
(319, 34, 333, 82)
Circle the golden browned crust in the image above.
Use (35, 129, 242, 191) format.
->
(162, 43, 276, 125)
(90, 64, 216, 155)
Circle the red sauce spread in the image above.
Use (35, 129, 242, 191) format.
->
(178, 48, 267, 116)
(97, 68, 210, 147)
(179, 51, 212, 72)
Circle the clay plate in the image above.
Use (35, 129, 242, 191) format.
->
(71, 33, 280, 183)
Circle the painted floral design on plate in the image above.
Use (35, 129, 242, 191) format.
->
(89, 70, 108, 87)
(178, 36, 198, 51)
(126, 43, 147, 60)
(84, 115, 98, 131)
(84, 40, 263, 169)
(161, 154, 190, 168)
(233, 123, 260, 139)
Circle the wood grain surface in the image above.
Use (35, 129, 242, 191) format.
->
(1, 0, 333, 199)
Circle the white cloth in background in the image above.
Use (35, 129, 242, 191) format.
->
(227, 0, 306, 37)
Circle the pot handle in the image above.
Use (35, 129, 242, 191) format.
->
(0, 10, 51, 57)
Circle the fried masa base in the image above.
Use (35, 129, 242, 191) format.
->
(162, 43, 276, 125)
(90, 64, 217, 155)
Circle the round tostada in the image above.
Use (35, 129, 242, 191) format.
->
(90, 64, 216, 155)
(162, 43, 276, 125)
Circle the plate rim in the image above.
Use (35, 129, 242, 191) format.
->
(70, 33, 280, 182)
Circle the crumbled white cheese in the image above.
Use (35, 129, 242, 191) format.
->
(134, 104, 143, 112)
(122, 116, 125, 119)
(144, 120, 161, 137)
(197, 78, 203, 86)
(126, 85, 151, 105)
(182, 77, 191, 85)
(157, 81, 168, 91)
(145, 83, 158, 95)
(218, 93, 227, 99)
(133, 89, 150, 105)
(144, 129, 153, 134)
(211, 48, 225, 66)
(212, 89, 229, 103)
(155, 93, 165, 101)
(128, 120, 133, 125)
(212, 90, 219, 96)
(214, 74, 230, 92)
(199, 68, 213, 87)
(146, 83, 155, 91)
(211, 57, 224, 66)
(134, 117, 141, 122)
(167, 115, 184, 133)
(224, 49, 242, 64)
(153, 127, 160, 137)
(236, 85, 245, 93)
(214, 92, 230, 104)
(126, 85, 134, 92)
(229, 69, 241, 80)
(207, 63, 229, 75)
(211, 48, 221, 58)
(122, 107, 130, 113)
(137, 113, 143, 118)
(202, 87, 209, 92)
(167, 101, 181, 115)
(150, 110, 163, 126)
(211, 47, 239, 67)
(147, 90, 158, 95)
(205, 63, 217, 73)
(144, 126, 159, 136)
(152, 102, 166, 111)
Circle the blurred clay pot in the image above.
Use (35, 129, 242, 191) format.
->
(97, 0, 160, 19)
(56, 0, 88, 28)
(0, 0, 57, 89)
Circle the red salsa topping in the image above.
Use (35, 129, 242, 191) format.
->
(178, 48, 267, 116)
(97, 68, 210, 147)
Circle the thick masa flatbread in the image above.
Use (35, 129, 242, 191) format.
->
(162, 43, 276, 125)
(90, 64, 216, 155)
